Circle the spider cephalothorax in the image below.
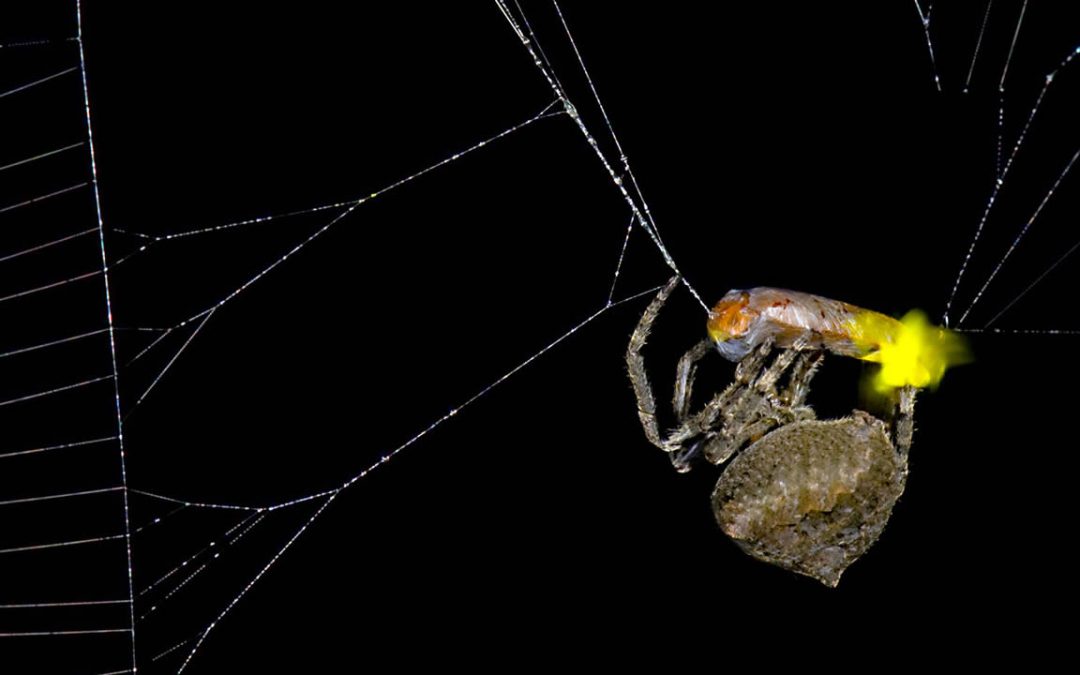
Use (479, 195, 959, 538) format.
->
(627, 276, 920, 586)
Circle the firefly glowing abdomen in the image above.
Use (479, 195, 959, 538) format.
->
(706, 287, 968, 391)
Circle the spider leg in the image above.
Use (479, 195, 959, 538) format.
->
(667, 339, 778, 472)
(893, 384, 917, 459)
(781, 350, 825, 407)
(753, 332, 813, 397)
(693, 337, 775, 433)
(667, 339, 773, 468)
(673, 339, 713, 422)
(733, 336, 775, 387)
(702, 335, 816, 465)
(626, 275, 681, 451)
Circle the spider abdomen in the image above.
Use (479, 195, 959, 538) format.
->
(711, 413, 907, 587)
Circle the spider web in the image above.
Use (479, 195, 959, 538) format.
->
(1, 1, 1078, 671)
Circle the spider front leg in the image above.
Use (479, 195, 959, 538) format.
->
(662, 338, 720, 472)
(673, 339, 713, 421)
(665, 337, 777, 471)
(704, 335, 819, 465)
(626, 275, 681, 452)
(681, 337, 776, 441)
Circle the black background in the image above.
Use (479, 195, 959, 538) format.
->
(3, 2, 1080, 671)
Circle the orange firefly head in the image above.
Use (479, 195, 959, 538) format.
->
(707, 290, 756, 343)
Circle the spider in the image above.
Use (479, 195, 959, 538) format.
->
(626, 275, 919, 586)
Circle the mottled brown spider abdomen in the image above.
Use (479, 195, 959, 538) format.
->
(712, 413, 908, 587)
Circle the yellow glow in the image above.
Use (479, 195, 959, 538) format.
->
(853, 309, 970, 393)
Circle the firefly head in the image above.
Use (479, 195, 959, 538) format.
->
(707, 290, 759, 362)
